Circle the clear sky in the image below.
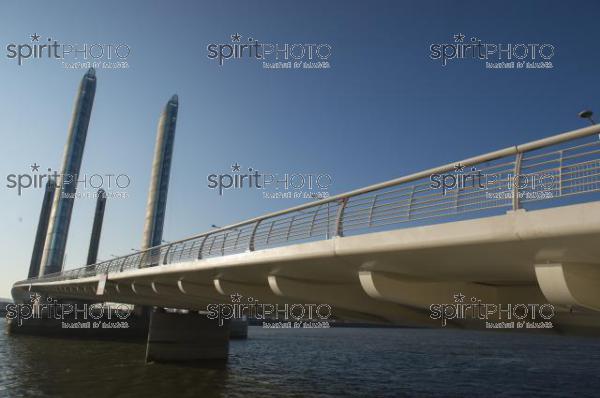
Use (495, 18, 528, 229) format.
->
(0, 0, 599, 298)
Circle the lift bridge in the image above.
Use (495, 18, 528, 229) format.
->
(12, 124, 600, 334)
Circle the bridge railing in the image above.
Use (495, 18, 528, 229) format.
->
(19, 124, 600, 285)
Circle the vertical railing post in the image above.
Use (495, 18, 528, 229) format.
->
(249, 220, 262, 251)
(266, 220, 276, 245)
(207, 235, 216, 255)
(454, 186, 461, 214)
(177, 242, 186, 261)
(308, 205, 321, 237)
(558, 150, 563, 197)
(119, 256, 128, 272)
(233, 229, 242, 251)
(111, 259, 119, 273)
(407, 185, 416, 220)
(334, 197, 349, 237)
(197, 235, 208, 260)
(105, 260, 113, 274)
(512, 152, 523, 210)
(286, 215, 296, 241)
(326, 202, 331, 239)
(162, 244, 173, 265)
(368, 195, 378, 227)
(221, 232, 228, 255)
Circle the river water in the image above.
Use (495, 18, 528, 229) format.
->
(1, 319, 600, 397)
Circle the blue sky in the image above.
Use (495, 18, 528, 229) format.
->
(0, 0, 599, 297)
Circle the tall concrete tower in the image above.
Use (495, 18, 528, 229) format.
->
(40, 68, 97, 276)
(86, 188, 107, 265)
(28, 179, 56, 279)
(141, 95, 178, 252)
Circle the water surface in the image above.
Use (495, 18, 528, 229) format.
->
(1, 320, 600, 397)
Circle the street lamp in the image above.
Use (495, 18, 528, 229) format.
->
(579, 109, 599, 139)
(579, 109, 596, 125)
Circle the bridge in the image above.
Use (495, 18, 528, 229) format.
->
(10, 124, 600, 359)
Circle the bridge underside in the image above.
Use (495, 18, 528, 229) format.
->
(14, 202, 600, 333)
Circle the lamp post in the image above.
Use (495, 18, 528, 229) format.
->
(579, 109, 596, 125)
(579, 110, 598, 139)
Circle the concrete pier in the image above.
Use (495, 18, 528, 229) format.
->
(229, 318, 248, 339)
(145, 309, 229, 365)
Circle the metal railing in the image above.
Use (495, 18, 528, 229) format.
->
(18, 124, 600, 285)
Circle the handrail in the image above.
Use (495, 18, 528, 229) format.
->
(16, 123, 600, 286)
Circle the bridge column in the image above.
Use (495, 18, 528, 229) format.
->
(229, 318, 249, 339)
(145, 309, 230, 365)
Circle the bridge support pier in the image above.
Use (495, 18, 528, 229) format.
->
(145, 309, 230, 365)
(229, 318, 248, 339)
